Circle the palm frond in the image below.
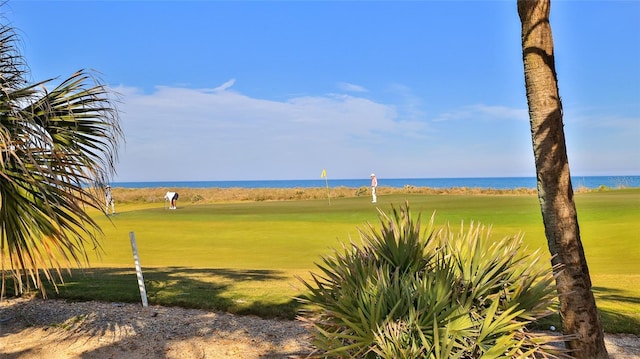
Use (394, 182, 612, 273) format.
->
(0, 21, 123, 297)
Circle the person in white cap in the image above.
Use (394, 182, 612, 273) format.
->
(105, 185, 115, 215)
(370, 173, 378, 203)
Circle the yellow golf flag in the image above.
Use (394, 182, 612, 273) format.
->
(321, 169, 330, 205)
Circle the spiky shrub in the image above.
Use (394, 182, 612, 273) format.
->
(297, 202, 569, 358)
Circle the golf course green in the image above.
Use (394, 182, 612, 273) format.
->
(50, 188, 639, 334)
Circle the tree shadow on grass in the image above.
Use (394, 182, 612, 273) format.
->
(592, 286, 640, 305)
(592, 286, 640, 335)
(4, 267, 304, 319)
(530, 286, 640, 335)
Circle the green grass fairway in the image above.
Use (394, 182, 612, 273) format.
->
(43, 189, 639, 333)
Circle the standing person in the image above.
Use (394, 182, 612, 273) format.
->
(105, 185, 115, 215)
(370, 173, 378, 203)
(164, 191, 179, 209)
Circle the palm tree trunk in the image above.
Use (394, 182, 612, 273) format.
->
(517, 1, 608, 357)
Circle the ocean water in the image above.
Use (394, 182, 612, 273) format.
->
(112, 176, 640, 190)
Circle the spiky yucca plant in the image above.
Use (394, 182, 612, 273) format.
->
(297, 202, 569, 358)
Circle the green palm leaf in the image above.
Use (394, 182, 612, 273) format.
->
(0, 22, 123, 297)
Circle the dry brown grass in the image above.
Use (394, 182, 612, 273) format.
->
(107, 186, 543, 205)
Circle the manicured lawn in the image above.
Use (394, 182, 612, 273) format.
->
(41, 189, 639, 333)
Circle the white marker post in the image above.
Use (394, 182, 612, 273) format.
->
(129, 231, 149, 307)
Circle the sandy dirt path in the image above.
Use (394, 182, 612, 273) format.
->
(1, 298, 638, 359)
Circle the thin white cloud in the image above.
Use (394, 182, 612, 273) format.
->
(384, 83, 429, 128)
(337, 82, 368, 93)
(472, 105, 529, 121)
(213, 78, 236, 92)
(434, 104, 528, 122)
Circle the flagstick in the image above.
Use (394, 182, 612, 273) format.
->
(324, 176, 331, 205)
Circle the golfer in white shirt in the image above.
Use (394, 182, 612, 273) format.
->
(164, 191, 179, 209)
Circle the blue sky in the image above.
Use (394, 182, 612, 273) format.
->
(6, 1, 639, 182)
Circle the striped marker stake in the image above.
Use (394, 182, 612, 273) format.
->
(130, 231, 149, 307)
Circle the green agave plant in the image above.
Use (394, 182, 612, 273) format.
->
(297, 202, 570, 358)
